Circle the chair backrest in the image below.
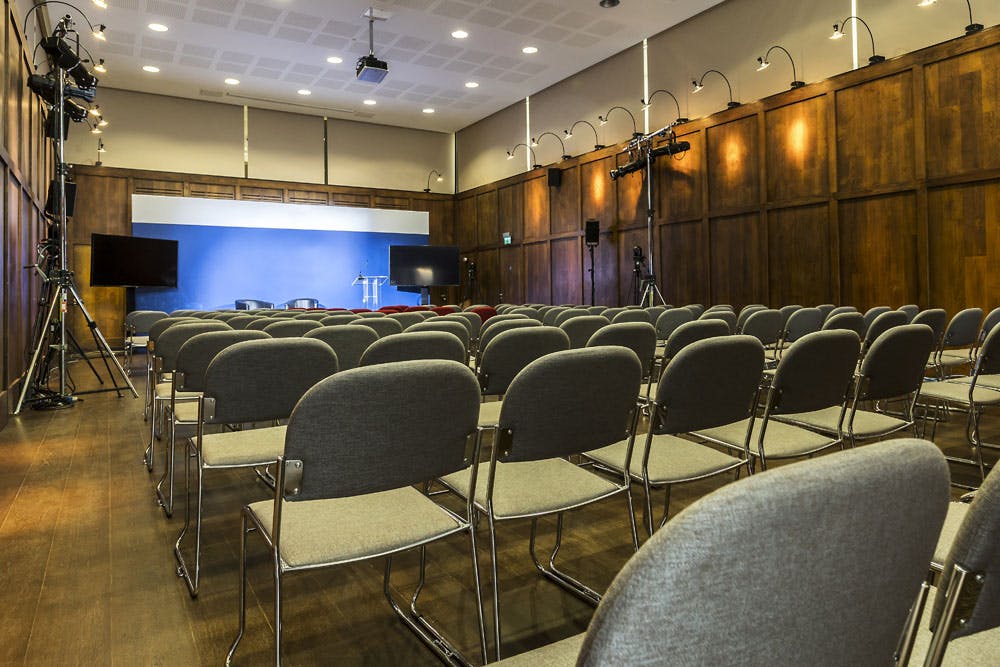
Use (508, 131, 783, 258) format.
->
(478, 326, 570, 396)
(705, 304, 733, 313)
(683, 303, 704, 317)
(858, 324, 936, 401)
(554, 308, 591, 326)
(154, 321, 232, 370)
(271, 311, 301, 318)
(293, 312, 330, 321)
(415, 310, 438, 319)
(436, 314, 476, 338)
(611, 309, 652, 325)
(662, 319, 729, 361)
(783, 307, 824, 343)
(942, 307, 983, 348)
(355, 311, 387, 318)
(930, 460, 1000, 639)
(653, 336, 764, 434)
(698, 310, 736, 333)
(480, 313, 530, 335)
(468, 305, 497, 322)
(815, 303, 836, 319)
(863, 310, 908, 349)
(587, 322, 657, 377)
(654, 308, 695, 341)
(769, 330, 860, 414)
(245, 317, 282, 331)
(126, 310, 168, 333)
(644, 306, 667, 322)
(360, 331, 465, 366)
(348, 317, 404, 338)
(978, 307, 1000, 346)
(777, 304, 802, 327)
(477, 318, 541, 356)
(450, 311, 483, 339)
(282, 360, 480, 501)
(148, 316, 199, 344)
(225, 315, 258, 330)
(735, 305, 767, 332)
(174, 330, 271, 392)
(210, 312, 242, 321)
(541, 306, 569, 326)
(203, 338, 338, 424)
(862, 306, 892, 333)
(303, 325, 378, 371)
(897, 304, 919, 322)
(560, 315, 609, 349)
(386, 312, 426, 330)
(407, 320, 471, 351)
(262, 319, 323, 338)
(911, 308, 948, 342)
(825, 305, 857, 321)
(740, 309, 783, 346)
(320, 313, 361, 326)
(509, 307, 543, 321)
(974, 321, 1000, 377)
(601, 307, 626, 321)
(821, 311, 866, 337)
(577, 439, 949, 666)
(497, 347, 641, 463)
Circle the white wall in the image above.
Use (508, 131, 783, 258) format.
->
(248, 108, 324, 184)
(454, 102, 527, 192)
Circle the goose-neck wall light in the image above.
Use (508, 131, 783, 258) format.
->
(641, 89, 688, 124)
(423, 169, 443, 193)
(506, 143, 541, 170)
(564, 120, 605, 152)
(692, 69, 740, 109)
(532, 131, 571, 161)
(917, 0, 983, 36)
(756, 45, 805, 89)
(598, 105, 643, 140)
(830, 16, 885, 64)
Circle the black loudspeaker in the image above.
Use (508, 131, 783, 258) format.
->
(547, 168, 561, 188)
(45, 180, 77, 217)
(585, 219, 600, 245)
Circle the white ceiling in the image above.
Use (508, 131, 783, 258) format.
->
(35, 0, 726, 134)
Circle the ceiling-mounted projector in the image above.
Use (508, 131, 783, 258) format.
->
(356, 7, 389, 84)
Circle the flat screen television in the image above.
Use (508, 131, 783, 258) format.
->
(389, 245, 460, 286)
(90, 233, 178, 287)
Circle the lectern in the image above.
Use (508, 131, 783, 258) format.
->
(352, 274, 388, 309)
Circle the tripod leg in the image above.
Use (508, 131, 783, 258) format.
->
(67, 283, 138, 398)
(65, 325, 105, 385)
(14, 291, 61, 414)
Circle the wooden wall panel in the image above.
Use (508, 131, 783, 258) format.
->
(581, 158, 614, 230)
(550, 237, 582, 305)
(524, 242, 550, 304)
(476, 190, 498, 248)
(523, 176, 548, 240)
(924, 44, 1000, 179)
(836, 72, 915, 192)
(659, 221, 710, 307)
(927, 181, 1000, 314)
(839, 193, 919, 309)
(550, 166, 580, 235)
(615, 159, 646, 229)
(7, 27, 22, 168)
(767, 205, 832, 307)
(659, 130, 702, 221)
(497, 183, 523, 244)
(707, 117, 759, 211)
(588, 233, 619, 308)
(456, 196, 477, 250)
(476, 248, 500, 305)
(70, 244, 124, 351)
(499, 245, 523, 304)
(765, 96, 828, 202)
(70, 175, 130, 245)
(709, 213, 767, 309)
(6, 174, 20, 387)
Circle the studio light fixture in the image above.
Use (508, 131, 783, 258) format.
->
(97, 117, 107, 127)
(691, 69, 740, 108)
(598, 105, 642, 139)
(756, 45, 805, 89)
(93, 58, 106, 73)
(531, 131, 571, 161)
(564, 120, 605, 151)
(424, 169, 444, 192)
(830, 16, 885, 64)
(506, 143, 541, 170)
(92, 24, 105, 40)
(917, 0, 983, 35)
(641, 89, 688, 124)
(96, 138, 104, 166)
(90, 124, 101, 134)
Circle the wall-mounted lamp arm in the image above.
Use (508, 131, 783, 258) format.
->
(758, 45, 805, 89)
(532, 131, 570, 160)
(641, 89, 688, 123)
(564, 120, 605, 150)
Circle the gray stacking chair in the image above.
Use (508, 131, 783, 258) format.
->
(292, 311, 329, 321)
(683, 303, 704, 317)
(913, 308, 948, 345)
(735, 304, 767, 332)
(863, 306, 892, 334)
(439, 347, 642, 661)
(224, 315, 257, 330)
(560, 315, 609, 349)
(644, 305, 668, 322)
(542, 306, 569, 326)
(696, 330, 861, 472)
(899, 304, 920, 322)
(436, 304, 461, 313)
(174, 337, 339, 597)
(464, 303, 490, 311)
(226, 360, 487, 665)
(211, 312, 243, 322)
(740, 309, 783, 350)
(170, 310, 196, 317)
(601, 307, 626, 321)
(262, 319, 322, 338)
(816, 303, 836, 319)
(348, 317, 403, 338)
(303, 325, 377, 371)
(611, 309, 652, 324)
(360, 331, 465, 366)
(407, 320, 471, 355)
(477, 326, 570, 427)
(158, 329, 271, 516)
(145, 316, 199, 418)
(822, 311, 866, 337)
(705, 304, 734, 313)
(778, 304, 802, 327)
(480, 313, 530, 335)
(354, 311, 387, 318)
(699, 309, 736, 333)
(497, 440, 948, 667)
(475, 318, 541, 367)
(660, 319, 729, 367)
(450, 311, 484, 344)
(270, 311, 301, 318)
(245, 317, 282, 331)
(862, 310, 908, 357)
(654, 308, 695, 341)
(587, 322, 657, 396)
(932, 308, 983, 378)
(124, 309, 167, 371)
(776, 324, 936, 448)
(495, 303, 516, 313)
(947, 307, 1000, 391)
(586, 305, 607, 316)
(386, 311, 425, 330)
(769, 307, 824, 364)
(585, 336, 763, 536)
(918, 323, 1000, 485)
(553, 308, 590, 326)
(320, 313, 361, 326)
(510, 307, 543, 321)
(825, 305, 857, 321)
(414, 310, 438, 319)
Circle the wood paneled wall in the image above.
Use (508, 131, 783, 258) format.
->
(0, 2, 55, 424)
(67, 165, 456, 348)
(454, 27, 1000, 318)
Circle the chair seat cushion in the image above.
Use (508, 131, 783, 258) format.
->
(201, 425, 286, 468)
(947, 373, 1000, 390)
(919, 381, 1000, 406)
(939, 349, 973, 367)
(440, 459, 620, 519)
(932, 501, 970, 569)
(127, 335, 149, 348)
(774, 406, 908, 438)
(585, 435, 742, 485)
(249, 486, 463, 570)
(172, 400, 201, 424)
(493, 633, 584, 666)
(696, 418, 838, 459)
(478, 399, 502, 427)
(908, 586, 1000, 666)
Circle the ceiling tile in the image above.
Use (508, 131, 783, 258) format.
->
(234, 19, 272, 35)
(214, 62, 247, 74)
(144, 0, 187, 20)
(191, 9, 231, 28)
(394, 36, 432, 51)
(274, 27, 313, 42)
(521, 2, 562, 21)
(414, 54, 448, 68)
(443, 61, 476, 74)
(291, 64, 323, 76)
(251, 68, 284, 80)
(181, 43, 216, 58)
(488, 55, 520, 69)
(430, 1, 478, 20)
(457, 49, 492, 64)
(467, 8, 507, 27)
(178, 55, 213, 68)
(196, 0, 238, 11)
(281, 73, 315, 85)
(562, 33, 593, 48)
(241, 3, 283, 22)
(257, 57, 290, 70)
(556, 10, 595, 30)
(500, 17, 542, 35)
(426, 43, 462, 58)
(310, 34, 350, 50)
(220, 51, 255, 64)
(534, 25, 570, 42)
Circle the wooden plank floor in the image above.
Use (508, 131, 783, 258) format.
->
(0, 363, 991, 666)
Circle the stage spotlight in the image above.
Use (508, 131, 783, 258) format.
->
(40, 36, 99, 88)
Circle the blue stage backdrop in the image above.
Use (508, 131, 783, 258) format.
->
(130, 194, 429, 311)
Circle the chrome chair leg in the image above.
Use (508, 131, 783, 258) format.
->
(528, 514, 601, 607)
(174, 440, 203, 597)
(624, 487, 640, 552)
(155, 413, 176, 517)
(273, 542, 283, 667)
(658, 485, 673, 531)
(225, 510, 249, 667)
(486, 510, 502, 662)
(895, 575, 932, 666)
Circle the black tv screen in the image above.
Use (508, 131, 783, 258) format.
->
(90, 233, 178, 287)
(389, 245, 460, 287)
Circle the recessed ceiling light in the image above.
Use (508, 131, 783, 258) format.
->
(599, 0, 620, 6)
(148, 23, 168, 32)
(224, 78, 240, 85)
(465, 81, 479, 88)
(142, 65, 160, 73)
(326, 56, 343, 64)
(297, 89, 311, 95)
(422, 108, 435, 114)
(92, 0, 107, 8)
(451, 29, 469, 39)
(522, 46, 538, 54)
(363, 99, 376, 105)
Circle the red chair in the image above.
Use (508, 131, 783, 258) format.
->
(350, 308, 371, 313)
(405, 306, 431, 312)
(468, 305, 497, 323)
(432, 306, 456, 316)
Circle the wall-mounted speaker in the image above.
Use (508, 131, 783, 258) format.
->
(585, 219, 600, 245)
(547, 168, 561, 188)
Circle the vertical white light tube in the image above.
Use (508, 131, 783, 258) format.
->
(642, 38, 649, 134)
(852, 0, 860, 70)
(525, 96, 531, 170)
